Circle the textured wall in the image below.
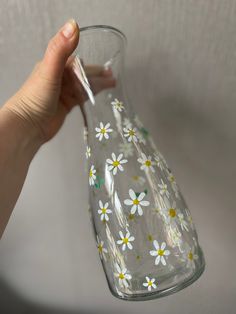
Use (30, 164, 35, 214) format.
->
(0, 0, 236, 313)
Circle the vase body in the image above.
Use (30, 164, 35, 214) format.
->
(74, 25, 205, 301)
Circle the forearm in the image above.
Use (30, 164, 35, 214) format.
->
(0, 104, 42, 238)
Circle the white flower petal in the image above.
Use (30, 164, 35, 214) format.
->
(140, 200, 150, 207)
(155, 255, 161, 265)
(129, 189, 136, 200)
(161, 256, 166, 265)
(153, 240, 159, 250)
(131, 205, 137, 214)
(137, 205, 143, 216)
(150, 250, 157, 256)
(161, 242, 166, 250)
(124, 199, 133, 205)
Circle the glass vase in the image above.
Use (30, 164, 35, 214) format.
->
(73, 25, 205, 301)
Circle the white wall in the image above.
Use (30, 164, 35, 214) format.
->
(0, 1, 235, 313)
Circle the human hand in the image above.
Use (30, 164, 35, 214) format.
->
(2, 19, 115, 144)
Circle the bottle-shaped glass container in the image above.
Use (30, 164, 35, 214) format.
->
(73, 25, 205, 301)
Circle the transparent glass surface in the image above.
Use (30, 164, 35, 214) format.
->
(73, 25, 205, 301)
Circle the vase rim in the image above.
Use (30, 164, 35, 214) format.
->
(80, 25, 127, 44)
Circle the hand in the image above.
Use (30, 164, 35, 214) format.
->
(2, 19, 115, 144)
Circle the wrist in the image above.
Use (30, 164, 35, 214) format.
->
(0, 104, 43, 160)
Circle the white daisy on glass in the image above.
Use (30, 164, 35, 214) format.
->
(115, 263, 132, 288)
(158, 179, 170, 198)
(95, 122, 113, 141)
(150, 240, 170, 266)
(97, 240, 108, 255)
(117, 230, 135, 251)
(124, 189, 150, 216)
(178, 213, 189, 231)
(106, 153, 128, 175)
(142, 277, 157, 291)
(137, 153, 155, 173)
(186, 247, 198, 268)
(98, 200, 112, 221)
(89, 165, 96, 186)
(118, 142, 134, 158)
(131, 175, 146, 187)
(123, 118, 132, 128)
(167, 171, 179, 198)
(162, 197, 178, 224)
(111, 98, 125, 112)
(186, 211, 195, 230)
(86, 146, 91, 159)
(123, 125, 138, 142)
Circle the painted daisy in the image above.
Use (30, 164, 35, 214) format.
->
(167, 171, 179, 198)
(178, 213, 189, 231)
(143, 277, 157, 291)
(86, 146, 91, 159)
(124, 189, 150, 216)
(123, 125, 138, 142)
(150, 240, 170, 266)
(97, 240, 108, 254)
(118, 142, 134, 158)
(162, 197, 178, 224)
(131, 175, 146, 187)
(115, 263, 132, 288)
(137, 153, 155, 173)
(186, 211, 195, 229)
(98, 200, 112, 221)
(111, 98, 125, 112)
(95, 122, 113, 141)
(97, 240, 108, 261)
(89, 165, 96, 186)
(117, 230, 135, 251)
(158, 179, 170, 198)
(106, 153, 128, 175)
(186, 247, 198, 268)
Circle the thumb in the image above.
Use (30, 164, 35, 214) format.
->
(40, 19, 79, 83)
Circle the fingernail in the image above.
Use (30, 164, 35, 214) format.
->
(61, 19, 77, 39)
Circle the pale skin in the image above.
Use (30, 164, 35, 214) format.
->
(0, 19, 115, 238)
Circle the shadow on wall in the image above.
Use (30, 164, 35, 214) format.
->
(0, 277, 117, 314)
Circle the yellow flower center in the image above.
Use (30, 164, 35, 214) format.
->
(89, 170, 93, 177)
(101, 128, 106, 134)
(148, 281, 153, 286)
(169, 175, 175, 182)
(158, 249, 165, 256)
(188, 252, 193, 260)
(128, 214, 135, 220)
(147, 234, 153, 242)
(169, 208, 176, 218)
(101, 208, 107, 214)
(98, 245, 103, 253)
(112, 160, 120, 167)
(145, 160, 151, 167)
(123, 237, 129, 244)
(119, 273, 125, 280)
(133, 199, 140, 205)
(129, 130, 135, 136)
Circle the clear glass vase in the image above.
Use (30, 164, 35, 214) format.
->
(73, 25, 205, 301)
